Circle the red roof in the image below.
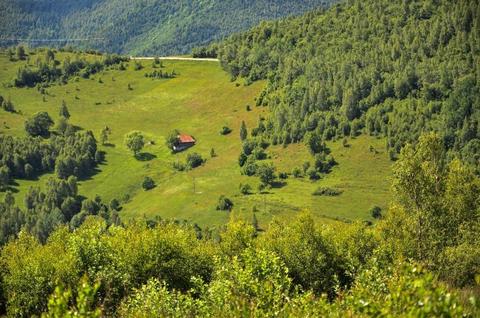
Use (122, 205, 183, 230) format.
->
(178, 134, 195, 143)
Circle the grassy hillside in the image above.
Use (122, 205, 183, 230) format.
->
(0, 0, 335, 55)
(0, 49, 391, 227)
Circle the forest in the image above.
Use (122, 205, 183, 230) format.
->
(213, 0, 480, 173)
(0, 0, 335, 56)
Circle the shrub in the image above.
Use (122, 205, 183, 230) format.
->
(220, 126, 232, 135)
(252, 147, 267, 160)
(388, 149, 397, 161)
(238, 153, 248, 167)
(142, 177, 155, 191)
(312, 187, 342, 196)
(186, 153, 204, 169)
(165, 129, 180, 150)
(133, 61, 143, 71)
(302, 162, 310, 173)
(242, 160, 258, 176)
(278, 172, 288, 179)
(172, 161, 186, 171)
(370, 206, 382, 219)
(109, 199, 120, 211)
(217, 195, 234, 211)
(292, 167, 302, 178)
(240, 183, 252, 195)
(2, 98, 15, 113)
(307, 167, 320, 180)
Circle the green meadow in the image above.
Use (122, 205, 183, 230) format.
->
(0, 50, 392, 227)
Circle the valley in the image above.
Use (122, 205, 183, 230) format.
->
(0, 50, 391, 227)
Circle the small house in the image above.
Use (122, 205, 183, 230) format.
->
(173, 134, 196, 151)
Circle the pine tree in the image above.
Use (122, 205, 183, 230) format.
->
(16, 45, 26, 60)
(59, 100, 70, 119)
(252, 212, 259, 232)
(240, 121, 248, 141)
(101, 126, 110, 145)
(2, 98, 15, 113)
(0, 165, 10, 191)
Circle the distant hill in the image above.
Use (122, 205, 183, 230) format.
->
(0, 0, 335, 55)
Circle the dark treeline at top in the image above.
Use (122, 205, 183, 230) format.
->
(0, 0, 336, 56)
(213, 0, 480, 172)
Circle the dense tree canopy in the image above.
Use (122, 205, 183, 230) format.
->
(214, 0, 480, 172)
(24, 112, 54, 137)
(0, 0, 336, 56)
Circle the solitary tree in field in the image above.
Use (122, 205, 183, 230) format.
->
(2, 98, 15, 113)
(16, 45, 26, 60)
(59, 100, 70, 119)
(142, 176, 155, 190)
(257, 163, 276, 187)
(45, 49, 55, 63)
(101, 126, 111, 145)
(252, 213, 259, 232)
(240, 121, 248, 141)
(124, 131, 145, 156)
(7, 48, 14, 61)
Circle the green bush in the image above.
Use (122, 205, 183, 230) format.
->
(312, 187, 342, 196)
(186, 153, 204, 169)
(142, 177, 155, 191)
(370, 206, 382, 219)
(239, 183, 252, 195)
(216, 195, 234, 211)
(220, 126, 232, 135)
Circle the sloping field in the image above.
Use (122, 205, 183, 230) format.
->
(0, 50, 391, 227)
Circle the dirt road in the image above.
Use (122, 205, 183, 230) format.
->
(130, 56, 219, 62)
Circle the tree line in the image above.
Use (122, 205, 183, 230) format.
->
(0, 129, 100, 187)
(12, 47, 128, 87)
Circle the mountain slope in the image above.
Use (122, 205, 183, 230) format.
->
(214, 0, 480, 172)
(0, 0, 335, 55)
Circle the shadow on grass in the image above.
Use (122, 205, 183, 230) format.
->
(103, 143, 115, 148)
(271, 181, 287, 189)
(135, 152, 157, 161)
(77, 166, 103, 182)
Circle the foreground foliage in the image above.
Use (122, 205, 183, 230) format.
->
(1, 134, 479, 316)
